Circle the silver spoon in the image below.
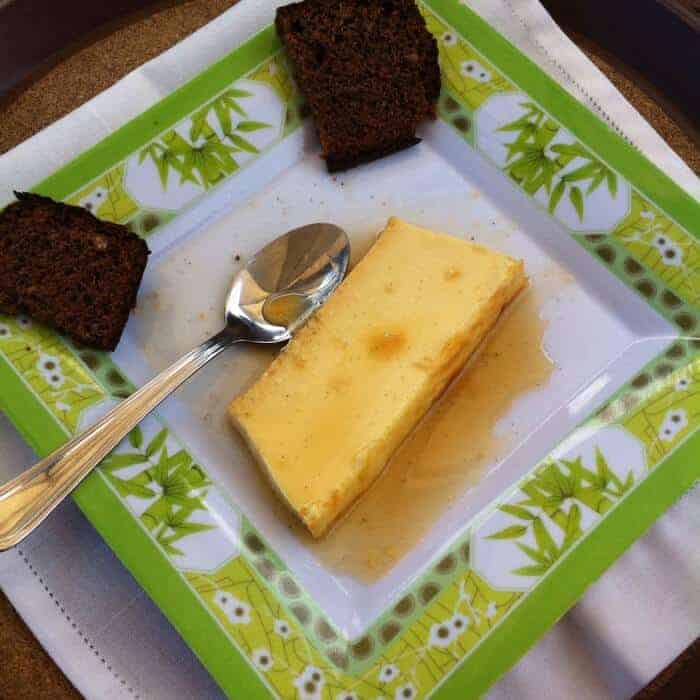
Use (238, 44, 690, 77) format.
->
(0, 223, 350, 550)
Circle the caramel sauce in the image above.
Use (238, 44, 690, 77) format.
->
(367, 328, 408, 360)
(305, 285, 555, 581)
(444, 266, 462, 281)
(263, 293, 308, 327)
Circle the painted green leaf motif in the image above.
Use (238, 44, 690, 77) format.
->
(139, 144, 170, 189)
(537, 464, 569, 499)
(498, 99, 622, 225)
(562, 457, 599, 488)
(516, 542, 549, 565)
(487, 524, 528, 540)
(155, 157, 170, 189)
(100, 452, 147, 472)
(227, 133, 259, 154)
(152, 446, 171, 485)
(523, 158, 556, 196)
(594, 447, 630, 497)
(563, 504, 582, 548)
(621, 470, 635, 493)
(146, 428, 168, 458)
(569, 186, 584, 221)
(163, 473, 189, 497)
(165, 450, 192, 474)
(213, 101, 232, 138)
(99, 417, 219, 559)
(499, 446, 639, 580)
(500, 504, 536, 521)
(562, 162, 599, 183)
(499, 119, 537, 134)
(208, 139, 238, 167)
(572, 485, 610, 514)
(156, 533, 184, 557)
(138, 83, 264, 193)
(532, 518, 558, 558)
(595, 448, 612, 486)
(140, 513, 157, 530)
(106, 473, 156, 499)
(534, 119, 559, 148)
(505, 137, 534, 162)
(162, 131, 193, 155)
(587, 170, 606, 195)
(187, 464, 209, 487)
(226, 87, 253, 99)
(163, 492, 199, 509)
(206, 89, 251, 132)
(190, 110, 211, 142)
(149, 503, 215, 550)
(550, 143, 586, 159)
(557, 463, 577, 495)
(236, 120, 269, 132)
(165, 505, 197, 528)
(549, 179, 566, 213)
(129, 426, 143, 449)
(513, 564, 549, 577)
(177, 153, 198, 187)
(170, 521, 214, 537)
(142, 500, 169, 529)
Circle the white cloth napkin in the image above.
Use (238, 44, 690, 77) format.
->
(0, 2, 698, 698)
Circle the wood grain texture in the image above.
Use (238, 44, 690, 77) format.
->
(0, 592, 80, 699)
(541, 0, 700, 135)
(573, 32, 700, 173)
(0, 0, 697, 698)
(0, 0, 239, 154)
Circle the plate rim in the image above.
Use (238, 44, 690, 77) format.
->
(0, 0, 698, 698)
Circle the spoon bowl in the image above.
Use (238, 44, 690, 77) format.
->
(227, 223, 349, 342)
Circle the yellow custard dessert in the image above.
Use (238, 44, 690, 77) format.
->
(229, 217, 526, 537)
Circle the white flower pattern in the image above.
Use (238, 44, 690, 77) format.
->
(213, 590, 250, 625)
(43, 371, 65, 388)
(293, 666, 324, 700)
(378, 663, 399, 683)
(37, 353, 60, 374)
(395, 683, 416, 700)
(37, 353, 65, 387)
(652, 234, 683, 267)
(441, 31, 457, 46)
(451, 613, 470, 636)
(658, 408, 688, 442)
(274, 618, 291, 638)
(429, 621, 455, 648)
(675, 377, 689, 392)
(460, 59, 491, 83)
(251, 647, 273, 672)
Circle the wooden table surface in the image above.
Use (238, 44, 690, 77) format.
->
(0, 1, 698, 698)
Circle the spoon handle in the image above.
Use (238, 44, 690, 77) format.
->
(0, 324, 245, 550)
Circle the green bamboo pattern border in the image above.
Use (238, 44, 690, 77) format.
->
(0, 0, 698, 697)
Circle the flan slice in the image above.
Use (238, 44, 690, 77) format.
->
(229, 218, 526, 537)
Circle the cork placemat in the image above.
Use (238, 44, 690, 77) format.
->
(0, 1, 697, 698)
